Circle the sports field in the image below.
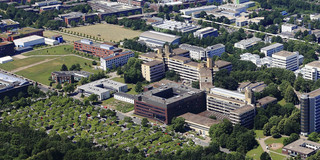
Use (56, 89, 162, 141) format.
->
(65, 24, 141, 42)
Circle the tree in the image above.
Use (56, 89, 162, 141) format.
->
(260, 152, 271, 160)
(63, 84, 75, 94)
(284, 86, 298, 104)
(141, 118, 149, 127)
(135, 82, 143, 93)
(171, 117, 185, 132)
(308, 132, 319, 142)
(56, 83, 62, 89)
(92, 61, 97, 65)
(192, 81, 200, 89)
(88, 94, 98, 103)
(60, 64, 68, 71)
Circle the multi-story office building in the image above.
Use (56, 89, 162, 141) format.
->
(234, 37, 262, 49)
(134, 83, 206, 124)
(300, 88, 320, 136)
(0, 41, 14, 57)
(193, 27, 218, 39)
(179, 43, 225, 60)
(297, 61, 320, 81)
(139, 31, 181, 48)
(74, 39, 122, 58)
(0, 71, 31, 98)
(207, 87, 255, 127)
(152, 20, 201, 33)
(167, 56, 203, 82)
(100, 50, 134, 70)
(260, 43, 284, 57)
(141, 60, 165, 82)
(213, 60, 233, 74)
(272, 51, 299, 71)
(172, 48, 190, 58)
(218, 4, 247, 13)
(281, 23, 298, 33)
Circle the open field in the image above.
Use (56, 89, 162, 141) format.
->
(265, 137, 286, 153)
(278, 99, 287, 106)
(246, 143, 264, 160)
(65, 24, 141, 42)
(269, 152, 287, 160)
(44, 30, 81, 42)
(102, 97, 134, 113)
(0, 56, 58, 71)
(255, 130, 265, 139)
(15, 56, 100, 85)
(23, 45, 74, 56)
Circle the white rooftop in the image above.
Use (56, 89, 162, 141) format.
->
(13, 35, 44, 43)
(210, 87, 245, 100)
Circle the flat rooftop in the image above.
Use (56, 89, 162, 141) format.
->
(283, 139, 320, 155)
(140, 31, 181, 43)
(170, 55, 191, 62)
(52, 71, 92, 77)
(261, 43, 283, 51)
(214, 60, 231, 68)
(180, 43, 205, 52)
(305, 88, 320, 98)
(78, 78, 127, 92)
(210, 87, 245, 101)
(179, 112, 220, 127)
(305, 61, 320, 69)
(257, 96, 277, 106)
(273, 50, 297, 57)
(0, 71, 29, 86)
(13, 35, 44, 43)
(172, 48, 189, 55)
(142, 60, 163, 67)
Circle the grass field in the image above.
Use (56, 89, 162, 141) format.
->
(269, 152, 287, 160)
(65, 24, 141, 42)
(246, 143, 264, 160)
(102, 97, 134, 113)
(15, 56, 100, 85)
(23, 45, 74, 56)
(0, 56, 58, 71)
(264, 137, 286, 153)
(44, 30, 81, 42)
(278, 99, 287, 106)
(255, 130, 265, 139)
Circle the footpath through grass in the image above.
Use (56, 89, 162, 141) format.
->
(246, 143, 264, 160)
(0, 56, 58, 71)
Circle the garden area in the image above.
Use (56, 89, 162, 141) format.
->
(102, 97, 134, 113)
(264, 137, 286, 153)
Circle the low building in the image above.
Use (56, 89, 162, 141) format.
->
(260, 43, 284, 57)
(179, 112, 220, 136)
(152, 20, 201, 33)
(51, 71, 92, 84)
(234, 37, 262, 49)
(90, 1, 142, 19)
(257, 96, 277, 108)
(117, 0, 144, 7)
(0, 71, 30, 98)
(13, 35, 45, 48)
(213, 60, 233, 74)
(282, 139, 320, 159)
(238, 81, 267, 93)
(0, 27, 44, 42)
(0, 19, 19, 31)
(0, 41, 14, 57)
(179, 43, 225, 60)
(74, 39, 122, 58)
(0, 56, 13, 64)
(141, 60, 165, 82)
(139, 31, 181, 48)
(172, 48, 190, 58)
(281, 23, 298, 33)
(100, 50, 134, 70)
(240, 52, 272, 67)
(180, 5, 217, 16)
(193, 27, 218, 39)
(114, 92, 135, 104)
(44, 38, 59, 45)
(134, 83, 206, 124)
(296, 61, 320, 81)
(272, 51, 299, 71)
(218, 3, 247, 14)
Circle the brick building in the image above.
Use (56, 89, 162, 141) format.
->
(74, 39, 122, 58)
(0, 27, 43, 42)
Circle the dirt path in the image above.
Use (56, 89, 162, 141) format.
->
(11, 57, 59, 73)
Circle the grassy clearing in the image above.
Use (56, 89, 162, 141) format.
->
(246, 143, 264, 160)
(255, 130, 265, 139)
(44, 30, 81, 42)
(0, 56, 58, 71)
(269, 152, 287, 160)
(65, 24, 141, 42)
(264, 137, 285, 153)
(23, 45, 74, 56)
(278, 99, 287, 106)
(102, 97, 134, 113)
(15, 56, 100, 85)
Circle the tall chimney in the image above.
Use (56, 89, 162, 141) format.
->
(245, 87, 255, 105)
(207, 57, 213, 69)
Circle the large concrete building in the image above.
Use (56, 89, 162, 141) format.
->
(0, 41, 14, 57)
(139, 31, 181, 48)
(260, 43, 284, 57)
(0, 71, 30, 98)
(296, 61, 320, 81)
(234, 37, 262, 50)
(134, 83, 206, 124)
(179, 43, 225, 60)
(271, 51, 299, 71)
(152, 20, 201, 33)
(141, 60, 165, 82)
(0, 19, 19, 31)
(193, 27, 218, 39)
(206, 87, 255, 127)
(0, 27, 43, 42)
(282, 139, 320, 159)
(212, 60, 233, 74)
(180, 5, 217, 16)
(281, 23, 298, 33)
(13, 35, 45, 48)
(100, 50, 134, 70)
(300, 88, 320, 136)
(74, 39, 122, 58)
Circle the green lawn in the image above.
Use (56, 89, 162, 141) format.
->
(269, 152, 287, 160)
(255, 130, 265, 139)
(0, 56, 58, 71)
(23, 45, 74, 56)
(264, 137, 286, 153)
(278, 99, 287, 106)
(15, 56, 100, 85)
(111, 77, 147, 95)
(102, 97, 134, 113)
(246, 143, 264, 160)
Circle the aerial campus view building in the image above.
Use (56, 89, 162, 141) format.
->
(74, 39, 122, 58)
(271, 50, 300, 71)
(179, 43, 225, 60)
(260, 43, 284, 57)
(51, 71, 93, 84)
(138, 31, 181, 48)
(0, 71, 30, 98)
(100, 50, 135, 70)
(282, 139, 320, 159)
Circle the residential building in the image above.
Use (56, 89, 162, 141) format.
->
(206, 87, 255, 127)
(134, 83, 206, 124)
(51, 71, 92, 84)
(272, 51, 299, 71)
(179, 112, 220, 136)
(234, 37, 262, 49)
(180, 5, 217, 16)
(13, 35, 45, 48)
(281, 23, 298, 33)
(296, 61, 320, 81)
(0, 19, 19, 31)
(282, 139, 320, 159)
(114, 92, 135, 104)
(141, 60, 165, 82)
(139, 31, 181, 48)
(213, 60, 233, 74)
(179, 43, 225, 60)
(0, 27, 43, 41)
(193, 27, 218, 39)
(152, 20, 201, 33)
(100, 50, 134, 70)
(0, 71, 30, 98)
(260, 43, 284, 57)
(0, 41, 14, 57)
(240, 52, 272, 67)
(300, 88, 320, 135)
(0, 56, 13, 64)
(256, 96, 277, 108)
(74, 39, 122, 58)
(77, 78, 128, 100)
